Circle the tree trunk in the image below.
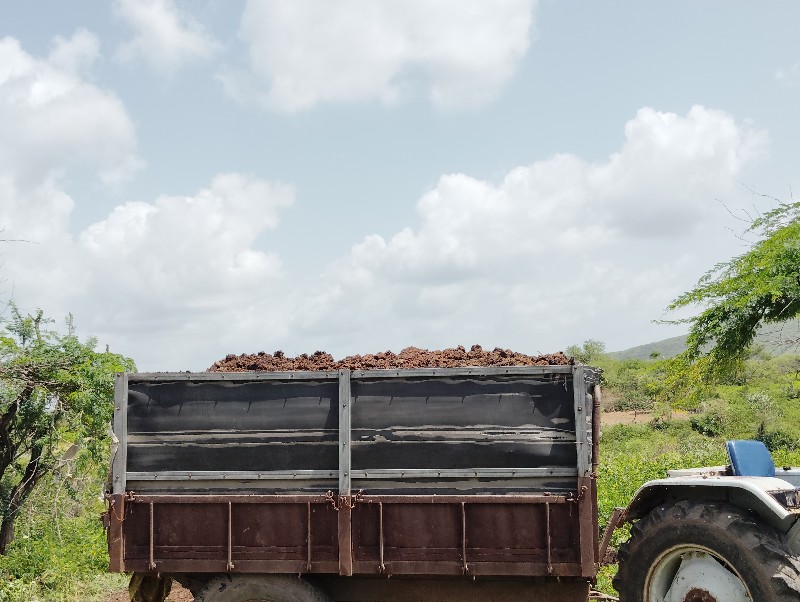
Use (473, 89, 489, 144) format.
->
(0, 511, 15, 555)
(0, 442, 43, 555)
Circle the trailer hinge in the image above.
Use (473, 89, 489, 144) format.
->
(566, 485, 589, 503)
(325, 490, 363, 510)
(104, 491, 135, 524)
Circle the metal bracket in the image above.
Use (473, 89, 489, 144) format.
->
(598, 507, 627, 567)
(325, 489, 363, 511)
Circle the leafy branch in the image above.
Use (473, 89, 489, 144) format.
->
(664, 199, 800, 382)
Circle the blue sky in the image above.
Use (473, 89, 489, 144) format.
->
(1, 1, 798, 370)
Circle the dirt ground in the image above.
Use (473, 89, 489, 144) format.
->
(209, 345, 574, 372)
(104, 583, 193, 602)
(601, 410, 655, 425)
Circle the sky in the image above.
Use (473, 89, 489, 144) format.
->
(1, 1, 798, 371)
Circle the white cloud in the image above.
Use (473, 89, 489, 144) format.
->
(224, 0, 535, 111)
(47, 28, 100, 75)
(0, 103, 771, 370)
(590, 106, 767, 235)
(0, 34, 141, 330)
(79, 173, 293, 299)
(3, 172, 295, 368)
(289, 106, 767, 353)
(74, 173, 294, 366)
(337, 106, 765, 277)
(115, 0, 221, 74)
(0, 34, 142, 187)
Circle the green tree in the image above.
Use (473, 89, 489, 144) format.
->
(666, 200, 800, 379)
(565, 339, 606, 364)
(0, 306, 134, 554)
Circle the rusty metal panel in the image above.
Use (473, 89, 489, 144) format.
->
(577, 476, 598, 577)
(123, 558, 340, 573)
(338, 505, 353, 576)
(106, 494, 126, 572)
(117, 498, 343, 573)
(463, 504, 548, 561)
(349, 498, 586, 578)
(116, 495, 593, 578)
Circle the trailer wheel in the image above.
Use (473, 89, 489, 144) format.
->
(613, 500, 800, 601)
(194, 575, 330, 602)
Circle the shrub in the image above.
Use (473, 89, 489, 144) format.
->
(690, 412, 724, 437)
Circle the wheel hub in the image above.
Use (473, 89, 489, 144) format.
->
(662, 552, 750, 602)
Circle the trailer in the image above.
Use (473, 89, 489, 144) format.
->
(105, 365, 601, 601)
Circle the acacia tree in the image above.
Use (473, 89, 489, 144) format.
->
(565, 339, 606, 364)
(0, 306, 133, 553)
(666, 199, 800, 380)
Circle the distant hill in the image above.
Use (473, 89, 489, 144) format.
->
(609, 335, 687, 360)
(610, 320, 800, 361)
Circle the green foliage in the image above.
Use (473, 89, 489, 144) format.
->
(689, 411, 724, 437)
(666, 200, 800, 379)
(598, 357, 668, 411)
(595, 564, 618, 597)
(0, 306, 134, 553)
(756, 423, 800, 452)
(0, 454, 128, 601)
(565, 339, 606, 364)
(592, 349, 800, 597)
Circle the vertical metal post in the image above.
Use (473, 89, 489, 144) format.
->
(461, 502, 468, 574)
(148, 502, 156, 570)
(573, 367, 598, 576)
(306, 502, 313, 572)
(227, 501, 234, 571)
(379, 502, 385, 573)
(592, 384, 602, 475)
(338, 370, 352, 497)
(572, 366, 590, 477)
(112, 373, 128, 495)
(545, 503, 552, 576)
(338, 370, 353, 576)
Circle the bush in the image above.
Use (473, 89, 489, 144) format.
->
(755, 423, 800, 451)
(690, 412, 724, 437)
(0, 455, 126, 601)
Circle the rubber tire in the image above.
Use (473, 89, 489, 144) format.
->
(613, 499, 800, 601)
(194, 574, 330, 602)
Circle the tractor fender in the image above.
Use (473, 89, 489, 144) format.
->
(624, 475, 800, 536)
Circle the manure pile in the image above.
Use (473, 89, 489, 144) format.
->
(209, 345, 573, 372)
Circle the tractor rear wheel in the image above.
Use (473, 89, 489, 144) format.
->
(613, 500, 800, 601)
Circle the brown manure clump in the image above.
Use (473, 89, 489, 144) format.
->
(208, 345, 573, 372)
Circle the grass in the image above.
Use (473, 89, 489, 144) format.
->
(0, 463, 128, 602)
